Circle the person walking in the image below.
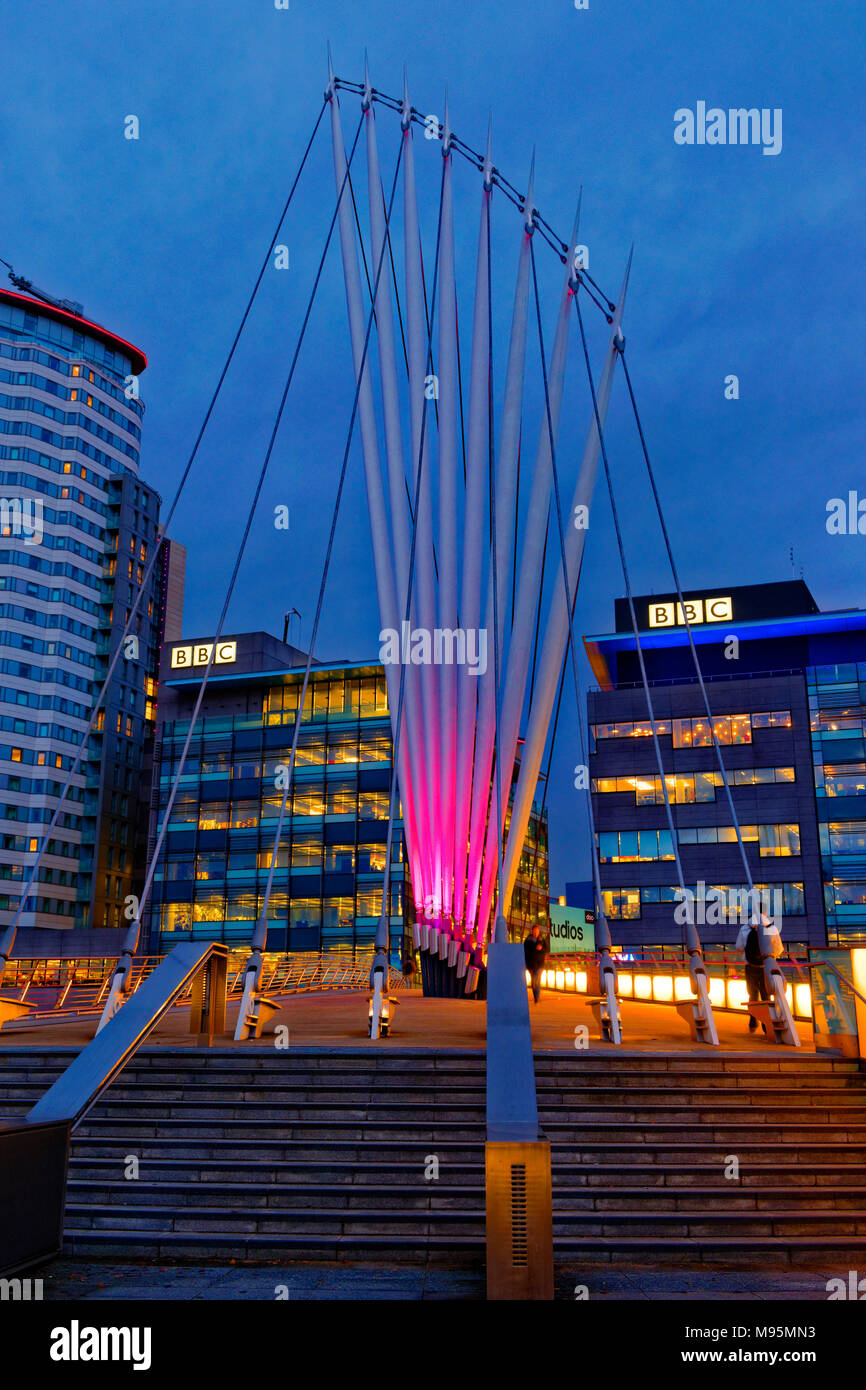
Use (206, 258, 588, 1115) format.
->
(523, 923, 548, 1004)
(735, 912, 781, 1034)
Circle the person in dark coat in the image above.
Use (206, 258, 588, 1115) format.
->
(523, 924, 548, 1004)
(736, 914, 775, 1034)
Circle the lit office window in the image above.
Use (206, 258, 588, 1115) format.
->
(327, 734, 359, 764)
(679, 825, 759, 845)
(161, 904, 192, 932)
(356, 887, 383, 916)
(757, 823, 801, 857)
(358, 733, 390, 762)
(597, 829, 675, 863)
(326, 843, 355, 872)
(829, 879, 866, 906)
(291, 837, 322, 868)
(601, 887, 640, 919)
(294, 734, 324, 766)
(193, 891, 225, 922)
(322, 896, 353, 930)
(225, 893, 256, 922)
(822, 765, 866, 797)
(752, 710, 793, 729)
(195, 853, 224, 881)
(256, 846, 289, 870)
(290, 898, 321, 929)
(825, 822, 866, 855)
(293, 786, 325, 817)
(359, 790, 390, 821)
(327, 785, 357, 815)
(357, 844, 387, 873)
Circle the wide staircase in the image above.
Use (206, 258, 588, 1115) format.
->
(0, 1046, 865, 1267)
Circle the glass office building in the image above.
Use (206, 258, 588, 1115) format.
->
(147, 631, 549, 961)
(0, 288, 182, 942)
(583, 581, 866, 951)
(810, 661, 866, 944)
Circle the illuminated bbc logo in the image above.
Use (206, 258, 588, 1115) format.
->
(648, 596, 732, 629)
(170, 641, 238, 669)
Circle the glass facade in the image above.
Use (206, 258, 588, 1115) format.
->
(150, 665, 406, 957)
(584, 581, 866, 949)
(0, 290, 169, 934)
(601, 881, 807, 920)
(810, 661, 866, 944)
(148, 654, 549, 960)
(587, 670, 821, 948)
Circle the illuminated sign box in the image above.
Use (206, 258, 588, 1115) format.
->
(549, 905, 595, 955)
(648, 596, 732, 629)
(170, 640, 237, 669)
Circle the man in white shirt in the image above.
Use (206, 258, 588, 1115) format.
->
(735, 911, 783, 1033)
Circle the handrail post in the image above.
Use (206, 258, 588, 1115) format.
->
(485, 919, 553, 1300)
(190, 952, 228, 1042)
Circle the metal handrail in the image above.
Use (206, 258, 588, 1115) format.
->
(0, 946, 406, 1028)
(804, 957, 866, 1012)
(27, 942, 228, 1131)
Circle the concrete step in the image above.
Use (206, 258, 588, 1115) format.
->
(69, 1138, 487, 1163)
(68, 1132, 866, 1164)
(66, 1155, 866, 1187)
(1, 1045, 858, 1073)
(61, 1228, 484, 1262)
(64, 1178, 866, 1213)
(67, 1182, 484, 1210)
(71, 1114, 866, 1146)
(64, 1203, 485, 1236)
(59, 1225, 866, 1267)
(18, 1077, 864, 1100)
(63, 1198, 866, 1239)
(2, 1041, 862, 1270)
(61, 1100, 866, 1131)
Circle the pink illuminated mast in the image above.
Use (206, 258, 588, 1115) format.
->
(326, 61, 630, 978)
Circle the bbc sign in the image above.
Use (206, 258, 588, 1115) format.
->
(549, 905, 595, 955)
(647, 595, 732, 629)
(170, 641, 237, 669)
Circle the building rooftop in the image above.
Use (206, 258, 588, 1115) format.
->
(584, 580, 866, 690)
(0, 287, 147, 374)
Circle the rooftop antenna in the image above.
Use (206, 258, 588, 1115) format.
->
(0, 257, 84, 317)
(282, 607, 302, 647)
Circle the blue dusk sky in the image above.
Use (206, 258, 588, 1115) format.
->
(2, 0, 865, 893)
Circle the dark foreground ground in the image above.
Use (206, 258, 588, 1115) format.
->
(36, 1258, 843, 1301)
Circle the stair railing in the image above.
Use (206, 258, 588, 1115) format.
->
(0, 941, 229, 1279)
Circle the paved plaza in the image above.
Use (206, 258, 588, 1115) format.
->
(0, 986, 816, 1053)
